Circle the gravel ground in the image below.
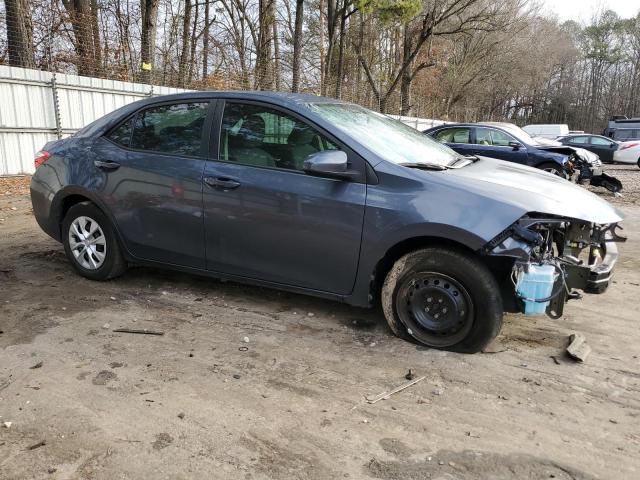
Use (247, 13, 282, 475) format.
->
(0, 170, 639, 479)
(587, 164, 640, 206)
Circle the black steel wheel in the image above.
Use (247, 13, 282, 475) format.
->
(395, 272, 474, 348)
(381, 247, 503, 353)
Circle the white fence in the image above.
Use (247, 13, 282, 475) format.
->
(0, 66, 446, 175)
(0, 66, 186, 175)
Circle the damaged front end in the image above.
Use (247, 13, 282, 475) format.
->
(543, 145, 623, 193)
(484, 214, 626, 318)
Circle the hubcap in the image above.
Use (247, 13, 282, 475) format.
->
(68, 216, 107, 270)
(396, 272, 473, 347)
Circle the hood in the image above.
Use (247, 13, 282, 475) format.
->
(440, 156, 623, 224)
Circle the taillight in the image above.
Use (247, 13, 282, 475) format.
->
(34, 150, 50, 168)
(620, 143, 638, 151)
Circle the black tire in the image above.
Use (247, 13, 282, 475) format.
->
(381, 248, 503, 353)
(537, 162, 565, 178)
(62, 202, 127, 280)
(637, 158, 640, 169)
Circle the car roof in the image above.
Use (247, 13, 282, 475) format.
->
(137, 91, 344, 109)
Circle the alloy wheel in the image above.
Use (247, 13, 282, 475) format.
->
(68, 216, 107, 270)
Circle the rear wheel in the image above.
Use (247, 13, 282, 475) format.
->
(381, 248, 503, 353)
(62, 202, 127, 280)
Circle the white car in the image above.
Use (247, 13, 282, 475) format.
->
(613, 140, 640, 167)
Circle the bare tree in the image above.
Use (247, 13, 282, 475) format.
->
(140, 0, 159, 83)
(3, 0, 34, 68)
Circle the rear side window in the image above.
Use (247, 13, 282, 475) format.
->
(125, 102, 209, 157)
(434, 127, 470, 144)
(108, 119, 134, 147)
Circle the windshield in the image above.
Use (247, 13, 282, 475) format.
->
(494, 123, 540, 145)
(308, 103, 460, 166)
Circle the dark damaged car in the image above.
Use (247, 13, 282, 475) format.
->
(425, 122, 622, 193)
(30, 93, 625, 353)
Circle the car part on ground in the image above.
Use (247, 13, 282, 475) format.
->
(30, 91, 625, 353)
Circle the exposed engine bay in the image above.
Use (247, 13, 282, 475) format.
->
(485, 214, 626, 318)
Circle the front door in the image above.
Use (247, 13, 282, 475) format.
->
(472, 127, 530, 165)
(202, 101, 366, 294)
(588, 136, 617, 163)
(93, 100, 212, 268)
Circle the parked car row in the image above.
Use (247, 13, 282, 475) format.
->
(30, 93, 625, 354)
(423, 122, 623, 192)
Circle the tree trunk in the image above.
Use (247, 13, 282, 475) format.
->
(335, 3, 347, 99)
(319, 0, 325, 93)
(273, 20, 281, 90)
(291, 0, 304, 92)
(202, 0, 210, 79)
(255, 0, 275, 90)
(139, 0, 159, 83)
(4, 0, 35, 68)
(399, 25, 412, 116)
(178, 0, 192, 87)
(62, 0, 101, 76)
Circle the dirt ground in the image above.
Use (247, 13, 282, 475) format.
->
(1, 168, 639, 480)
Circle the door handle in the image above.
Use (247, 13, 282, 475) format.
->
(204, 176, 241, 190)
(94, 160, 120, 171)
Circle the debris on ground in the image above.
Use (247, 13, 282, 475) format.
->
(366, 376, 426, 404)
(3, 421, 12, 428)
(29, 361, 43, 369)
(566, 333, 591, 362)
(550, 355, 561, 365)
(113, 328, 164, 336)
(243, 336, 250, 343)
(27, 440, 46, 450)
(432, 388, 445, 396)
(177, 413, 185, 419)
(405, 369, 414, 380)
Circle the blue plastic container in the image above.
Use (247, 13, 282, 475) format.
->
(516, 264, 557, 315)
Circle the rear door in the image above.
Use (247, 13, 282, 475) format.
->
(431, 127, 475, 156)
(201, 100, 366, 294)
(92, 99, 213, 268)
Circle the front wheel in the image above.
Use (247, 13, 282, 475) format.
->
(381, 248, 503, 353)
(62, 202, 127, 280)
(538, 162, 565, 178)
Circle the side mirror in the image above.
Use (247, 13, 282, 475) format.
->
(303, 150, 359, 181)
(508, 141, 523, 150)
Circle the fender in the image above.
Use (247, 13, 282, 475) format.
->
(50, 186, 134, 260)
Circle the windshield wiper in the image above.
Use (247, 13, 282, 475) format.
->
(400, 162, 448, 171)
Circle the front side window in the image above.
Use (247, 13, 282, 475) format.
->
(435, 127, 471, 144)
(476, 127, 514, 146)
(569, 136, 589, 144)
(590, 136, 612, 146)
(220, 103, 337, 171)
(129, 102, 208, 157)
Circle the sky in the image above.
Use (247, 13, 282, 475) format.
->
(542, 0, 640, 22)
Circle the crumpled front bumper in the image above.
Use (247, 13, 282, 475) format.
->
(562, 238, 618, 294)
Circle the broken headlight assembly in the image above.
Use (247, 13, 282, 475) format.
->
(484, 214, 626, 318)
